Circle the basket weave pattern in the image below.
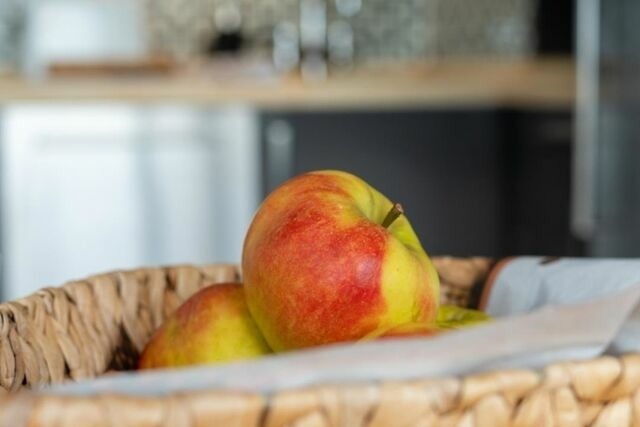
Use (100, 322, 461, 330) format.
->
(0, 265, 239, 392)
(0, 258, 634, 426)
(0, 258, 489, 393)
(4, 355, 640, 426)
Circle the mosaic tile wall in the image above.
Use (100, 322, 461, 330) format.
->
(0, 0, 537, 71)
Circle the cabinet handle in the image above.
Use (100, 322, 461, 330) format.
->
(265, 119, 295, 193)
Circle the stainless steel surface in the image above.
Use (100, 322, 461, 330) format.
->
(572, 0, 600, 241)
(576, 0, 640, 256)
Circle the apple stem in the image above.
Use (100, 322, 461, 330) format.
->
(381, 203, 404, 228)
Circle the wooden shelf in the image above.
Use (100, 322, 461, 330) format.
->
(0, 57, 574, 110)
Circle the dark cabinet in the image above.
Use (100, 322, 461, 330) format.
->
(261, 109, 577, 257)
(500, 110, 580, 256)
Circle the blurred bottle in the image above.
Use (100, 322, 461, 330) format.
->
(207, 1, 243, 54)
(328, 0, 359, 67)
(327, 20, 354, 68)
(334, 0, 361, 18)
(272, 21, 300, 73)
(299, 0, 327, 82)
(271, 0, 362, 81)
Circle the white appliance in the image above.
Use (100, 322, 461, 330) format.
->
(1, 104, 260, 299)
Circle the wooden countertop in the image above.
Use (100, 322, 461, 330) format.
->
(0, 57, 574, 110)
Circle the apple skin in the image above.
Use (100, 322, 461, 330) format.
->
(365, 306, 492, 341)
(364, 323, 445, 340)
(242, 170, 440, 351)
(436, 305, 491, 328)
(138, 283, 271, 369)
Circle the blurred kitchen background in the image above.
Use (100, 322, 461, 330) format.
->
(0, 0, 634, 299)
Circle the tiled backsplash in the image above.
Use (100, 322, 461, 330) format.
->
(0, 0, 537, 71)
(147, 0, 300, 59)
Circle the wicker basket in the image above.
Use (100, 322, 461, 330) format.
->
(0, 258, 636, 426)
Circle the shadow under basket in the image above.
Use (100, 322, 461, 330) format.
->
(0, 258, 636, 426)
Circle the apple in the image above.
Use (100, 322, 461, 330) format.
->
(242, 170, 440, 351)
(364, 306, 491, 341)
(363, 323, 445, 340)
(138, 283, 271, 369)
(436, 305, 491, 329)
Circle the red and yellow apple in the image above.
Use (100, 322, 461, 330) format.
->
(138, 283, 271, 369)
(242, 170, 440, 351)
